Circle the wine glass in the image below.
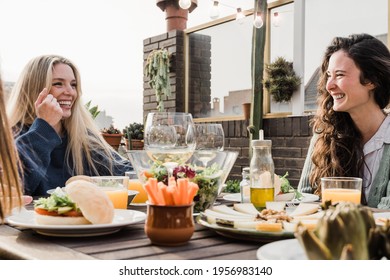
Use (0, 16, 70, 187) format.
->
(194, 123, 224, 167)
(144, 112, 196, 176)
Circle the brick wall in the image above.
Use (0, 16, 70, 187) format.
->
(143, 30, 185, 117)
(217, 116, 313, 188)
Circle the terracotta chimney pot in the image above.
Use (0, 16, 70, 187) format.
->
(156, 0, 198, 31)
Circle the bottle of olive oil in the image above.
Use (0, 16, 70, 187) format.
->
(250, 130, 275, 210)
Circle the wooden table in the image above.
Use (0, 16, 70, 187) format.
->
(0, 199, 266, 260)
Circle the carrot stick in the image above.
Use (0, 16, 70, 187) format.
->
(187, 182, 199, 204)
(160, 184, 174, 205)
(167, 185, 180, 205)
(168, 176, 177, 188)
(144, 179, 159, 204)
(158, 182, 169, 205)
(177, 178, 189, 205)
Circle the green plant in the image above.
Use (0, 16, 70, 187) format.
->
(123, 122, 144, 140)
(224, 180, 240, 193)
(101, 124, 121, 134)
(85, 100, 100, 119)
(144, 48, 171, 112)
(263, 56, 301, 103)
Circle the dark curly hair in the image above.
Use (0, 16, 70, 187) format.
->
(310, 33, 390, 196)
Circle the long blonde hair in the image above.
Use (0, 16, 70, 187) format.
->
(0, 74, 22, 221)
(7, 55, 119, 176)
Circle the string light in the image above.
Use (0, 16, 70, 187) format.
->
(209, 1, 220, 20)
(272, 12, 280, 27)
(235, 7, 245, 23)
(179, 1, 261, 27)
(179, 0, 192, 10)
(253, 12, 263, 28)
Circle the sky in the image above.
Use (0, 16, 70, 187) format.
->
(1, 0, 387, 129)
(0, 0, 254, 130)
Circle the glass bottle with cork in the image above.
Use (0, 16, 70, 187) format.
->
(250, 129, 275, 210)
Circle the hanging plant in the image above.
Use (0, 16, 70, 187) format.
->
(144, 48, 172, 112)
(263, 56, 301, 103)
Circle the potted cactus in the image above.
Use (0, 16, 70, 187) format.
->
(123, 122, 144, 150)
(101, 124, 123, 151)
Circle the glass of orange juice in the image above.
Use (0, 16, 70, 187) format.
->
(91, 176, 129, 209)
(321, 177, 362, 204)
(128, 179, 148, 204)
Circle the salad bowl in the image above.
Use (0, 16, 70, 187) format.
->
(127, 150, 238, 212)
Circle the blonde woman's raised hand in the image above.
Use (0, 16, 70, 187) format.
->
(34, 88, 63, 132)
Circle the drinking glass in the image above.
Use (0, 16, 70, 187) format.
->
(321, 177, 362, 204)
(144, 112, 196, 175)
(194, 124, 225, 167)
(90, 176, 131, 209)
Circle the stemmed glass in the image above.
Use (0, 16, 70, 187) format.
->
(144, 112, 196, 176)
(193, 124, 224, 167)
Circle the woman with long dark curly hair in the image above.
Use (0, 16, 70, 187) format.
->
(298, 33, 390, 209)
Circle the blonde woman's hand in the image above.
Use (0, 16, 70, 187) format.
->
(34, 88, 63, 132)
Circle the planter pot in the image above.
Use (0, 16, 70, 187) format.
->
(102, 133, 123, 151)
(126, 139, 144, 150)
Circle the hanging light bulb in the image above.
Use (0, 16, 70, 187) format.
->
(253, 12, 263, 28)
(273, 12, 280, 27)
(235, 8, 245, 24)
(179, 0, 191, 10)
(209, 1, 220, 20)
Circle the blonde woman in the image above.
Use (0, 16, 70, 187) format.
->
(7, 55, 132, 196)
(0, 74, 25, 221)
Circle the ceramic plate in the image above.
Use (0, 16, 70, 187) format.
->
(222, 193, 319, 204)
(6, 209, 146, 237)
(373, 212, 390, 226)
(196, 216, 294, 242)
(47, 187, 65, 195)
(222, 193, 242, 202)
(257, 239, 307, 260)
(129, 202, 147, 207)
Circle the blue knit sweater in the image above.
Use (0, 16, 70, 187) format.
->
(15, 118, 132, 196)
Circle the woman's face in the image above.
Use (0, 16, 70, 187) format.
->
(325, 50, 375, 115)
(49, 63, 78, 120)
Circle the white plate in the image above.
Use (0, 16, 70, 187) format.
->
(129, 202, 147, 207)
(222, 193, 319, 203)
(222, 193, 242, 202)
(196, 216, 295, 242)
(373, 212, 390, 226)
(47, 188, 65, 194)
(6, 209, 146, 237)
(257, 239, 307, 260)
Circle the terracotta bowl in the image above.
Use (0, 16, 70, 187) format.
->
(144, 203, 194, 246)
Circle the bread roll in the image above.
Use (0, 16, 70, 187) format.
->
(35, 214, 91, 225)
(65, 175, 92, 186)
(65, 180, 114, 224)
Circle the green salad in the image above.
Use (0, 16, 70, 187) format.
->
(34, 187, 79, 214)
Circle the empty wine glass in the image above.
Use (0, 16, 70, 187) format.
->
(144, 112, 196, 176)
(194, 123, 224, 167)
